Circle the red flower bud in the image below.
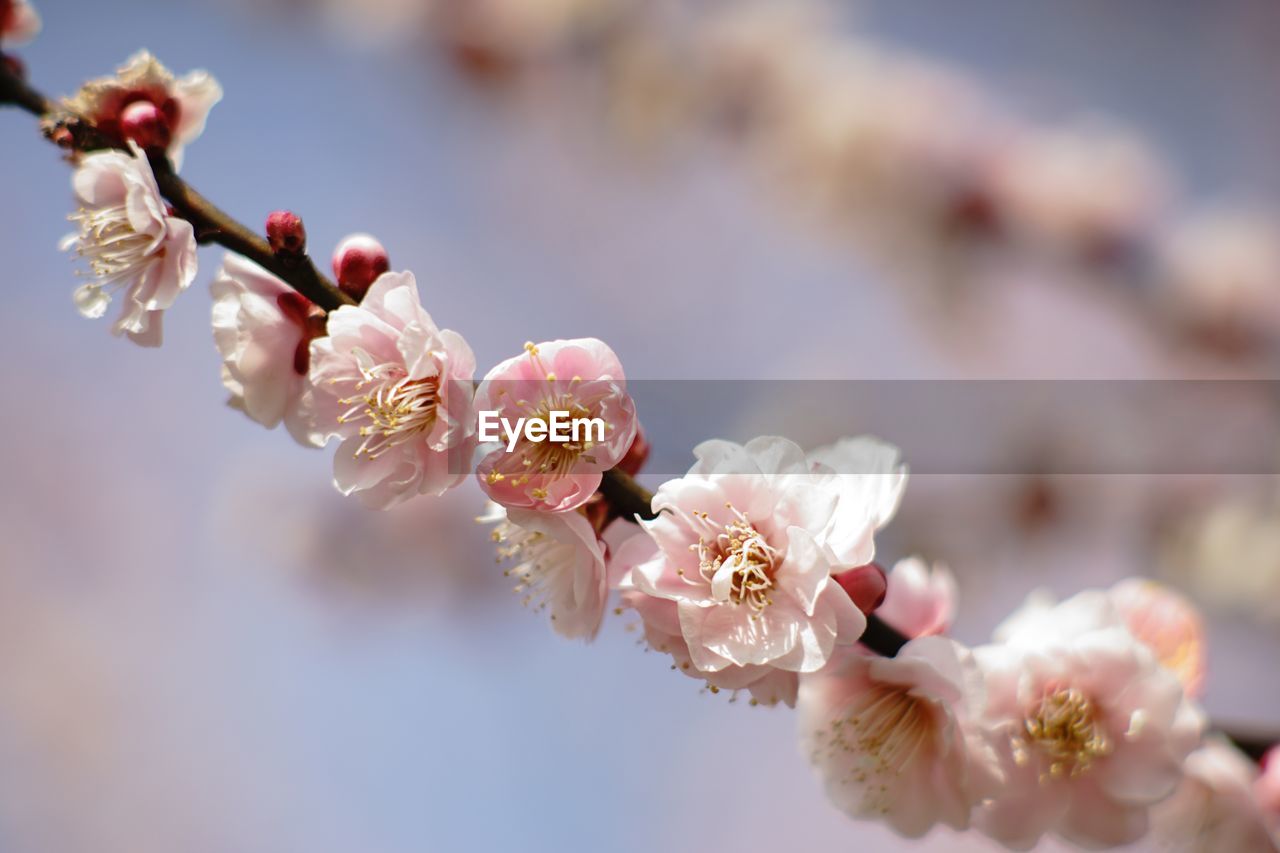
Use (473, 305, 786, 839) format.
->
(832, 563, 888, 616)
(119, 100, 172, 151)
(266, 210, 307, 256)
(331, 233, 389, 302)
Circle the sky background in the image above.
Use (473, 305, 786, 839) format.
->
(3, 0, 1280, 850)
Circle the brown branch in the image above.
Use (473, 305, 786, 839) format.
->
(144, 152, 351, 311)
(0, 61, 353, 313)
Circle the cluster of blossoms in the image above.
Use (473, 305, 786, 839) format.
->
(274, 0, 1280, 359)
(7, 7, 1280, 850)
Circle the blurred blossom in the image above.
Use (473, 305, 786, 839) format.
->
(431, 0, 620, 80)
(986, 122, 1170, 257)
(1160, 209, 1280, 350)
(877, 556, 957, 639)
(977, 590, 1204, 849)
(1152, 738, 1278, 852)
(1162, 489, 1280, 626)
(1109, 577, 1207, 698)
(0, 0, 40, 44)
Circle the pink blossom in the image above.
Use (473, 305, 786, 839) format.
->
(1109, 578, 1207, 698)
(798, 637, 1002, 837)
(481, 502, 609, 640)
(211, 254, 326, 447)
(309, 271, 476, 509)
(999, 582, 1206, 698)
(876, 556, 957, 638)
(1, 0, 40, 45)
(62, 149, 197, 347)
(987, 122, 1168, 254)
(63, 51, 222, 169)
(806, 435, 908, 531)
(1153, 738, 1277, 852)
(474, 338, 636, 513)
(615, 531, 799, 706)
(976, 593, 1204, 849)
(623, 437, 873, 700)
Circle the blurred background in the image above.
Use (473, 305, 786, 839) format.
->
(3, 0, 1280, 850)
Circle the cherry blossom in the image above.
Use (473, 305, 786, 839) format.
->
(987, 122, 1169, 255)
(482, 502, 609, 640)
(976, 592, 1204, 849)
(474, 338, 636, 514)
(998, 582, 1206, 698)
(63, 51, 222, 168)
(876, 556, 956, 638)
(62, 149, 197, 347)
(1109, 578, 1207, 699)
(798, 637, 1001, 837)
(622, 437, 874, 703)
(211, 254, 327, 447)
(309, 271, 477, 509)
(1152, 738, 1277, 852)
(0, 0, 39, 45)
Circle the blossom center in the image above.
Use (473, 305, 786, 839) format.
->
(491, 516, 575, 616)
(68, 203, 156, 289)
(693, 505, 778, 611)
(1020, 687, 1111, 780)
(814, 685, 934, 814)
(338, 358, 441, 460)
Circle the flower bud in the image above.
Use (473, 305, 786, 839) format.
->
(832, 563, 888, 615)
(266, 210, 307, 256)
(331, 233, 389, 301)
(119, 100, 172, 151)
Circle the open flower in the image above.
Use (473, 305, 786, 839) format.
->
(309, 271, 476, 509)
(1, 0, 40, 44)
(798, 637, 1001, 837)
(876, 556, 956, 638)
(211, 254, 326, 447)
(976, 592, 1204, 849)
(62, 149, 197, 347)
(482, 502, 609, 640)
(474, 338, 636, 514)
(999, 581, 1206, 698)
(624, 437, 874, 702)
(1152, 738, 1278, 852)
(62, 51, 222, 168)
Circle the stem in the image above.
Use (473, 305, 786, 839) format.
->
(0, 60, 49, 114)
(145, 152, 351, 311)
